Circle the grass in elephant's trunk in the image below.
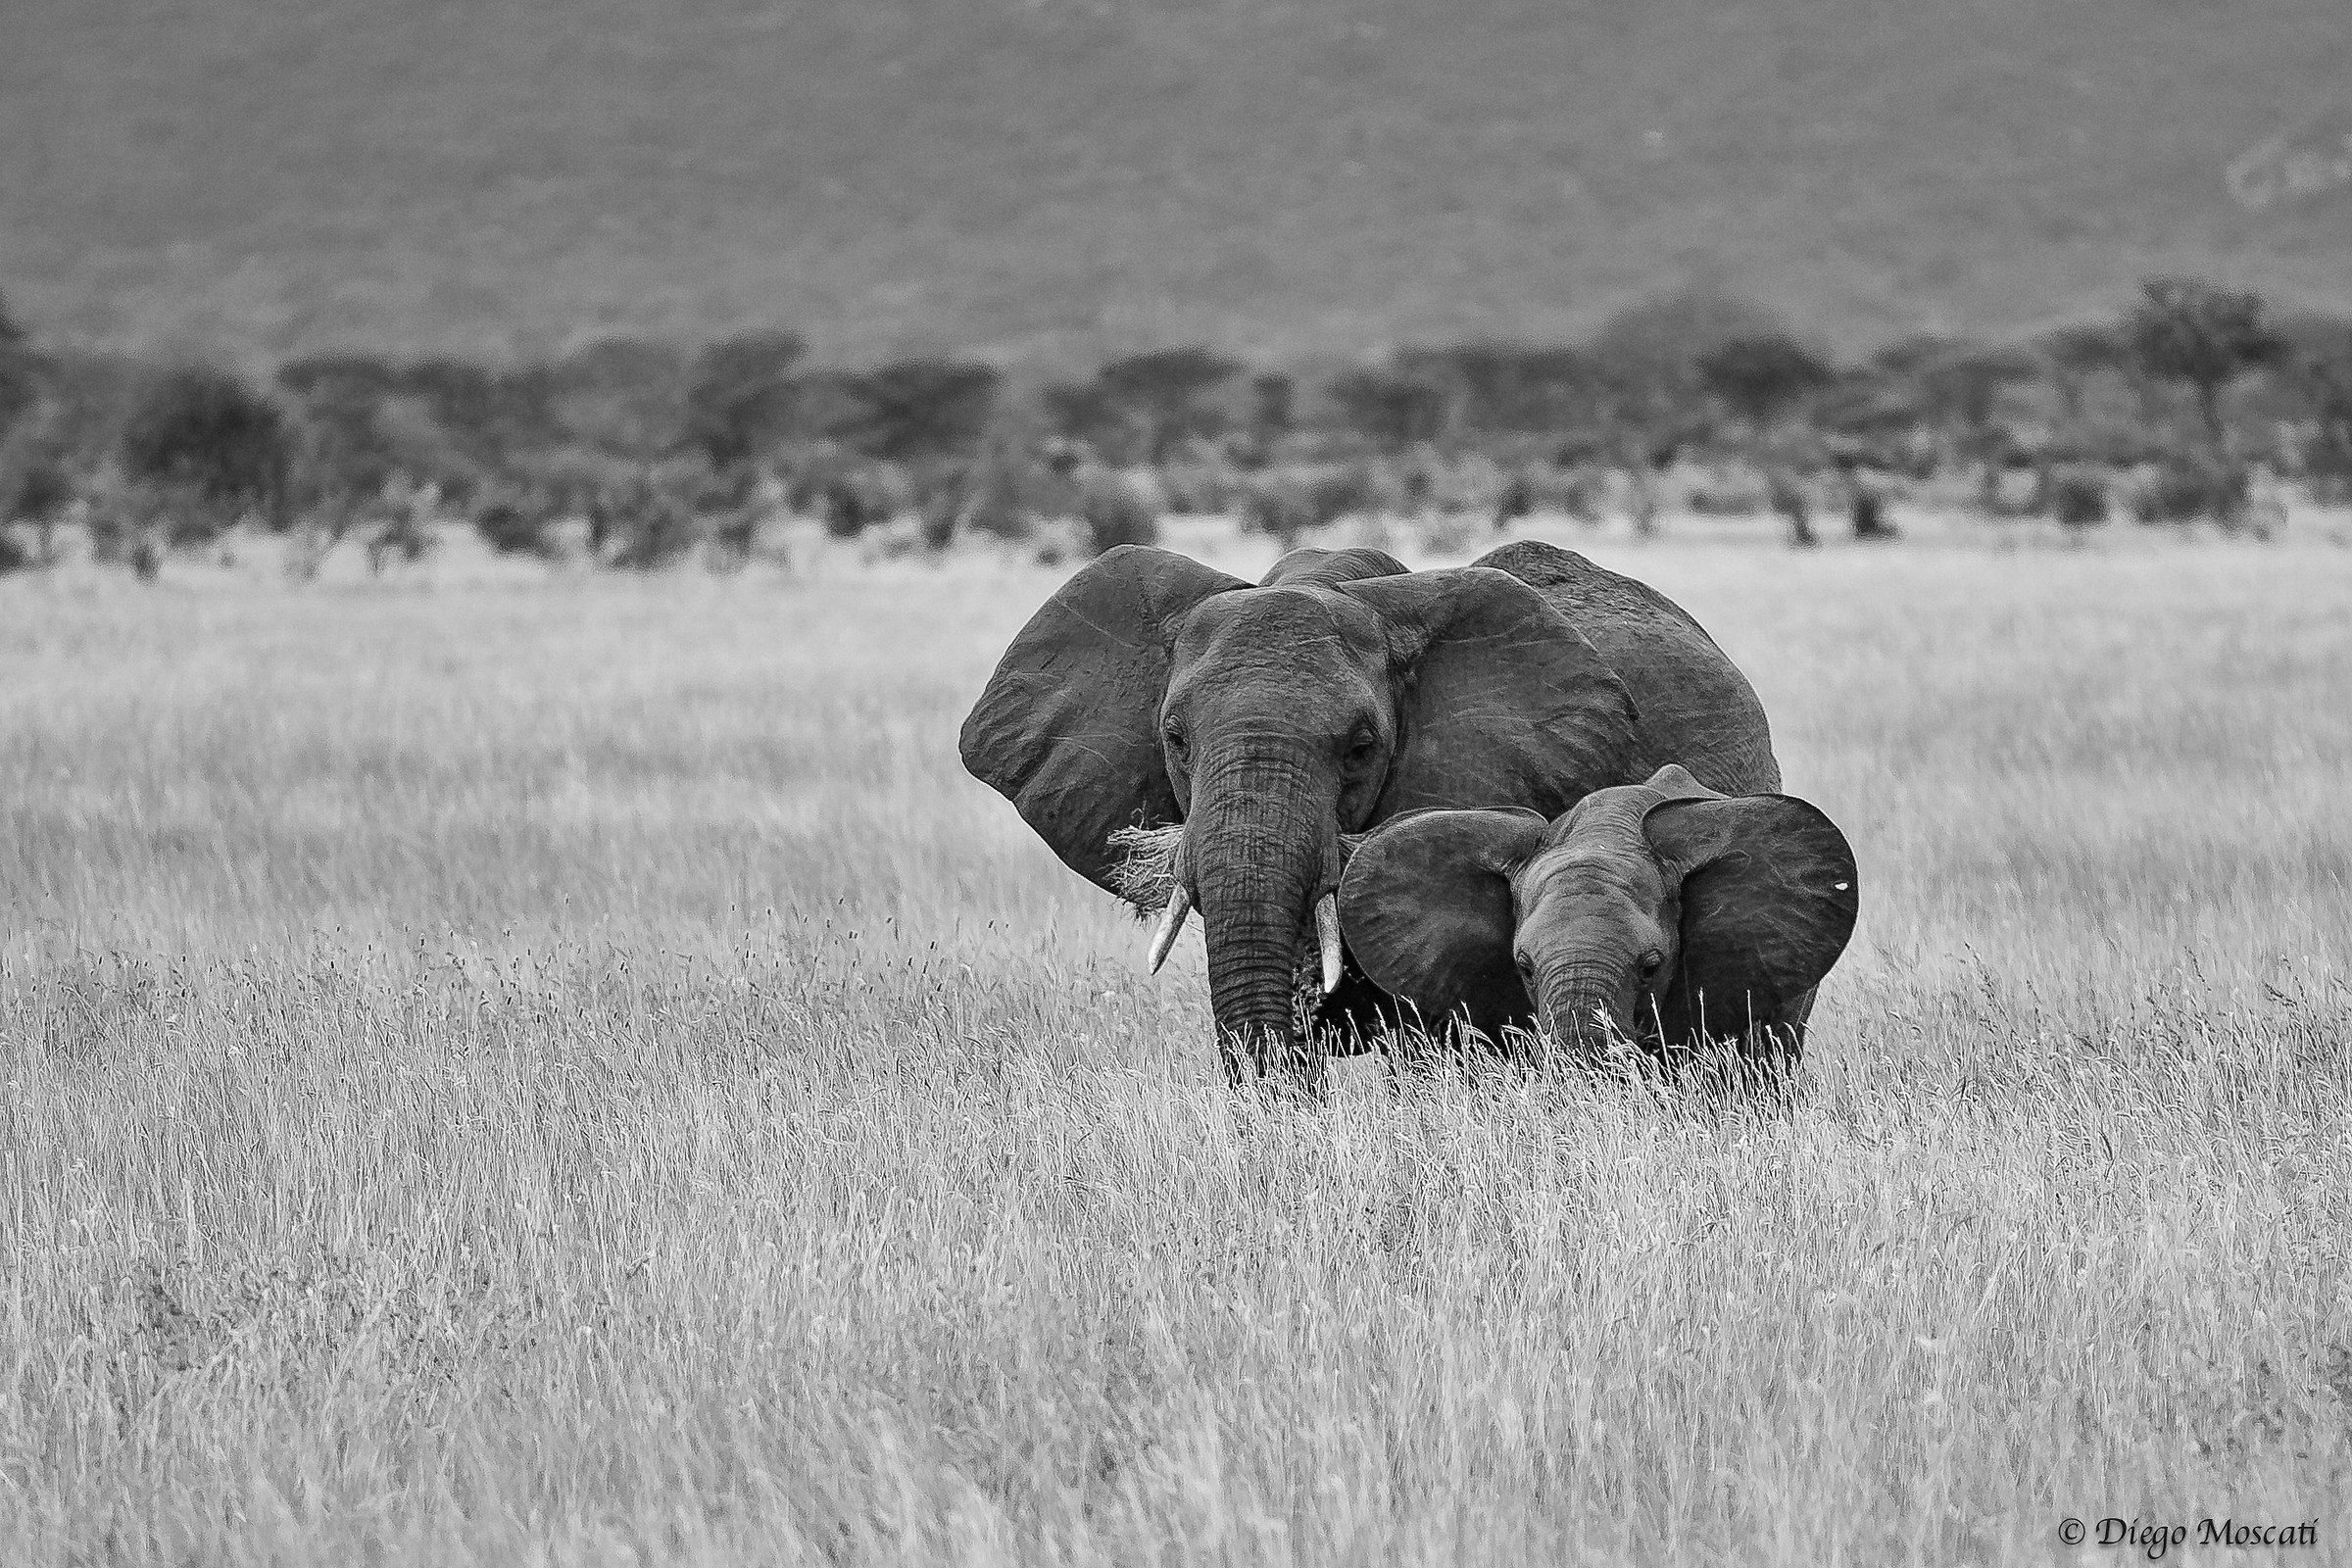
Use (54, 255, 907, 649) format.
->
(1111, 823, 1379, 1060)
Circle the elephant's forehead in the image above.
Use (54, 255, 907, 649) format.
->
(1521, 840, 1662, 910)
(1525, 797, 1662, 899)
(1551, 787, 1657, 843)
(1179, 587, 1385, 664)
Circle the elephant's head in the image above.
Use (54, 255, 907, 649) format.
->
(960, 545, 1638, 1080)
(1337, 764, 1857, 1057)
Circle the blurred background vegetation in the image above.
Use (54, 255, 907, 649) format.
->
(4, 1, 2352, 573)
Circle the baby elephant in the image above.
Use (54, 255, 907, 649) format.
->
(1337, 764, 1858, 1058)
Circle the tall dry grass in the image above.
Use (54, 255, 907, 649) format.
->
(3, 536, 2348, 1564)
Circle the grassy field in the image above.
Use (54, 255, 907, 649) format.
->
(3, 529, 2349, 1564)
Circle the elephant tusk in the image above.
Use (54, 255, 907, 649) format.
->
(1315, 893, 1344, 995)
(1146, 887, 1192, 974)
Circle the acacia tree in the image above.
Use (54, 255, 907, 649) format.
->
(1040, 376, 1136, 460)
(685, 329, 805, 466)
(120, 365, 293, 535)
(1325, 365, 1449, 453)
(276, 354, 404, 505)
(1586, 288, 1789, 452)
(1908, 340, 2044, 507)
(1245, 370, 1295, 452)
(834, 360, 1002, 464)
(2034, 321, 2131, 422)
(1094, 347, 1241, 462)
(0, 287, 41, 441)
(548, 337, 692, 459)
(0, 413, 75, 565)
(1696, 334, 1837, 432)
(1400, 343, 1601, 438)
(2126, 277, 2281, 448)
(2280, 316, 2352, 489)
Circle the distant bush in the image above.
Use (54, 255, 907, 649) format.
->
(1324, 367, 1450, 454)
(1040, 379, 1139, 462)
(1239, 472, 1317, 546)
(1077, 466, 1161, 556)
(685, 330, 805, 466)
(10, 455, 74, 522)
(1156, 456, 1236, 514)
(471, 496, 552, 558)
(1094, 348, 1241, 463)
(2128, 457, 2247, 525)
(603, 471, 705, 570)
(1246, 371, 1296, 454)
(830, 360, 1002, 464)
(1696, 334, 1838, 431)
(1494, 469, 1534, 525)
(1405, 342, 1602, 437)
(1414, 510, 1484, 557)
(956, 441, 1052, 542)
(1400, 446, 1504, 514)
(909, 460, 969, 552)
(548, 338, 693, 459)
(79, 467, 172, 565)
(1686, 462, 1768, 515)
(0, 287, 44, 441)
(2042, 466, 2109, 527)
(1496, 462, 1603, 524)
(809, 459, 914, 540)
(280, 351, 558, 493)
(2127, 278, 2281, 447)
(1581, 288, 1788, 445)
(2280, 316, 2352, 497)
(120, 366, 292, 533)
(364, 504, 439, 575)
(2034, 322, 2132, 421)
(1238, 463, 1385, 547)
(0, 353, 43, 444)
(1, 414, 76, 538)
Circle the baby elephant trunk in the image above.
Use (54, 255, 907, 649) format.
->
(1538, 963, 1638, 1059)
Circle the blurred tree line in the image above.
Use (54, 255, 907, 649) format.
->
(2, 273, 2349, 577)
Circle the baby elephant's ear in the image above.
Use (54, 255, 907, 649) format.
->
(1643, 796, 1859, 1045)
(1337, 808, 1550, 1040)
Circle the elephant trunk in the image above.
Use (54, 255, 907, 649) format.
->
(1538, 963, 1638, 1060)
(1186, 750, 1336, 1086)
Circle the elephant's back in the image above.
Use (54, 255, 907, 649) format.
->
(1473, 540, 1779, 793)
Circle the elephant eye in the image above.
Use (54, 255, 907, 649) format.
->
(1639, 949, 1664, 975)
(1513, 951, 1536, 979)
(1164, 726, 1189, 757)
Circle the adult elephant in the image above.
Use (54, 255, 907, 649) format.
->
(959, 541, 1780, 1082)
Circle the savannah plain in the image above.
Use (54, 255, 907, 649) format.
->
(4, 517, 2349, 1565)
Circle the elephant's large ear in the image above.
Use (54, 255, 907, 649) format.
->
(959, 547, 1249, 891)
(1642, 795, 1858, 1046)
(1337, 808, 1551, 1040)
(1343, 567, 1638, 820)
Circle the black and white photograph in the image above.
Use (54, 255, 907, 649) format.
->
(3, 3, 2348, 1563)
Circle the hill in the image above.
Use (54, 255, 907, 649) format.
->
(5, 0, 2350, 365)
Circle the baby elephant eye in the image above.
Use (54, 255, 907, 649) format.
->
(1638, 949, 1665, 975)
